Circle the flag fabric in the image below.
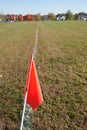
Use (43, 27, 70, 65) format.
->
(25, 55, 43, 110)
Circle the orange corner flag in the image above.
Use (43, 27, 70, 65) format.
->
(25, 55, 43, 110)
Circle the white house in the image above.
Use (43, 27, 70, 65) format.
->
(57, 16, 66, 21)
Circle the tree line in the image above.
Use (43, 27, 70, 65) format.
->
(0, 10, 87, 22)
(6, 14, 41, 22)
(56, 10, 87, 20)
(0, 13, 41, 22)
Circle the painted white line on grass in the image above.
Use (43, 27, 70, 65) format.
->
(20, 23, 39, 130)
(33, 23, 39, 60)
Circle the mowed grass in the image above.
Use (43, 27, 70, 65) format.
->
(0, 21, 87, 130)
(0, 21, 37, 130)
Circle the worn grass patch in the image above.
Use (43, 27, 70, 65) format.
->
(0, 21, 87, 130)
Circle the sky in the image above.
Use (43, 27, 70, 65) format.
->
(0, 0, 87, 15)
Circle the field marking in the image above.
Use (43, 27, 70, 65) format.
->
(33, 23, 39, 60)
(21, 24, 39, 130)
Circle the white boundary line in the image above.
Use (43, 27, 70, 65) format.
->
(20, 22, 39, 130)
(33, 23, 39, 60)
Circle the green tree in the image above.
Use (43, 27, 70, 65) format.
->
(74, 13, 79, 20)
(0, 13, 5, 21)
(34, 13, 41, 21)
(48, 13, 56, 20)
(66, 10, 74, 20)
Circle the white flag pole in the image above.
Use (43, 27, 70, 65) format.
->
(20, 55, 33, 130)
(20, 90, 28, 130)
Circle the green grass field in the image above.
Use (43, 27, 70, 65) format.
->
(0, 21, 87, 130)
